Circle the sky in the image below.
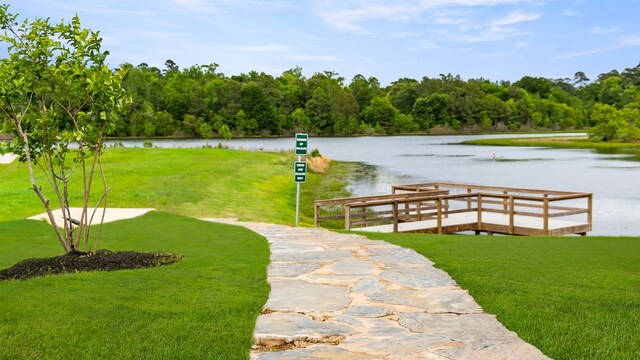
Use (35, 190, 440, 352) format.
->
(6, 0, 640, 85)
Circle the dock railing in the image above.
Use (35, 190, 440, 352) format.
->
(313, 189, 449, 229)
(314, 182, 592, 236)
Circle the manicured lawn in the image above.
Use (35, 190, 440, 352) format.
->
(0, 147, 353, 225)
(362, 232, 640, 359)
(0, 212, 270, 359)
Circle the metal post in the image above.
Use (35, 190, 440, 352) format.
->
(295, 155, 301, 227)
(295, 182, 301, 227)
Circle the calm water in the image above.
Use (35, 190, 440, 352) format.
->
(109, 135, 640, 236)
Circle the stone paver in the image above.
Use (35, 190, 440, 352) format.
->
(203, 219, 549, 360)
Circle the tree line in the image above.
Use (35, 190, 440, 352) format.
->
(117, 61, 640, 142)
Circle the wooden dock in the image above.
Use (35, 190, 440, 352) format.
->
(314, 182, 592, 236)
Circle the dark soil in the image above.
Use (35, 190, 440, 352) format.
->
(0, 250, 182, 281)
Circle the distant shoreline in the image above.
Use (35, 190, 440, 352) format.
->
(465, 136, 640, 151)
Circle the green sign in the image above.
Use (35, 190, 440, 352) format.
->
(294, 161, 307, 174)
(295, 133, 308, 155)
(294, 161, 306, 183)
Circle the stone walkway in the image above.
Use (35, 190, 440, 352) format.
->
(205, 219, 549, 360)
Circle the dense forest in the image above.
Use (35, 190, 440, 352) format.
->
(117, 61, 640, 141)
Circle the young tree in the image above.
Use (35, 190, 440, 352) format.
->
(0, 5, 130, 254)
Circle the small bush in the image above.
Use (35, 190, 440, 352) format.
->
(143, 140, 153, 148)
(309, 148, 321, 158)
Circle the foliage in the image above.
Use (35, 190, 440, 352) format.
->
(363, 232, 640, 359)
(113, 56, 640, 140)
(588, 104, 640, 142)
(0, 5, 130, 254)
(309, 148, 321, 158)
(0, 212, 269, 359)
(218, 123, 232, 140)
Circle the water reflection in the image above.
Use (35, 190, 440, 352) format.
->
(594, 147, 640, 162)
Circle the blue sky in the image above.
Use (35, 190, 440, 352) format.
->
(7, 0, 640, 85)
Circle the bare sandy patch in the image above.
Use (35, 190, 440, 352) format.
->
(29, 207, 155, 226)
(0, 153, 18, 164)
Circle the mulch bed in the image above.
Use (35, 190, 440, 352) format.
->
(0, 250, 182, 281)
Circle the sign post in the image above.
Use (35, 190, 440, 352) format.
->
(294, 133, 308, 226)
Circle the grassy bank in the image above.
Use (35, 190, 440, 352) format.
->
(0, 147, 355, 224)
(466, 136, 640, 151)
(0, 212, 270, 359)
(362, 232, 640, 359)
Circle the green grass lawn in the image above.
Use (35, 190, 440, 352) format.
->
(0, 212, 270, 359)
(0, 147, 353, 225)
(362, 232, 640, 359)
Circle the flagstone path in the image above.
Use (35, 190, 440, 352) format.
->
(204, 219, 549, 360)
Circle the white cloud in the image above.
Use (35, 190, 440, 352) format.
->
(591, 26, 620, 34)
(169, 0, 294, 13)
(418, 40, 439, 49)
(555, 35, 640, 59)
(474, 51, 512, 58)
(275, 54, 341, 62)
(312, 0, 530, 32)
(562, 9, 580, 17)
(454, 26, 520, 42)
(489, 10, 541, 26)
(224, 43, 340, 62)
(315, 3, 416, 32)
(228, 44, 290, 53)
(391, 32, 424, 38)
(170, 0, 220, 14)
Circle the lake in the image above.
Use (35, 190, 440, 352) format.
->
(109, 134, 640, 236)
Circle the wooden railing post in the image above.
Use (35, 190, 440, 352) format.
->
(314, 202, 320, 227)
(503, 190, 508, 214)
(466, 188, 472, 209)
(344, 205, 351, 230)
(509, 196, 514, 234)
(437, 197, 442, 234)
(362, 205, 367, 224)
(477, 194, 483, 231)
(444, 199, 449, 219)
(392, 201, 399, 232)
(543, 194, 549, 235)
(588, 194, 593, 231)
